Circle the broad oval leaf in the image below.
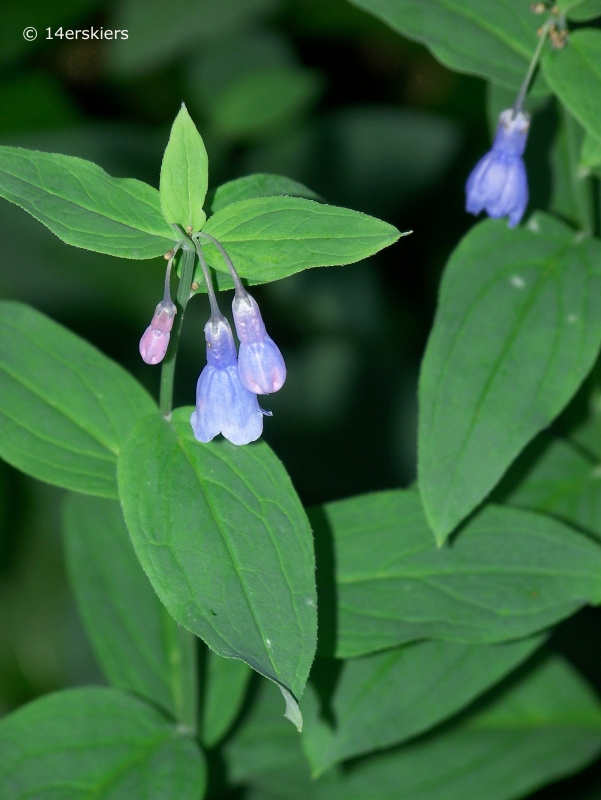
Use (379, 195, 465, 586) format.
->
(160, 104, 208, 233)
(0, 302, 156, 498)
(63, 493, 197, 728)
(0, 146, 175, 258)
(210, 173, 320, 214)
(201, 650, 252, 747)
(200, 195, 404, 285)
(301, 635, 543, 776)
(348, 0, 549, 94)
(312, 489, 601, 658)
(226, 655, 601, 800)
(543, 29, 601, 143)
(418, 214, 601, 542)
(0, 687, 205, 799)
(118, 408, 317, 718)
(564, 0, 601, 19)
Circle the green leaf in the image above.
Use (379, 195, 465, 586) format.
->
(160, 104, 208, 233)
(500, 436, 601, 540)
(565, 0, 601, 19)
(201, 650, 252, 747)
(211, 67, 322, 140)
(200, 195, 405, 287)
(312, 489, 601, 658)
(550, 107, 591, 230)
(0, 146, 175, 258)
(0, 302, 156, 498)
(543, 29, 601, 144)
(418, 214, 601, 542)
(226, 655, 601, 800)
(0, 687, 205, 799)
(320, 655, 601, 800)
(301, 636, 543, 776)
(347, 0, 549, 94)
(63, 493, 197, 728)
(581, 130, 601, 176)
(118, 407, 317, 721)
(210, 173, 320, 214)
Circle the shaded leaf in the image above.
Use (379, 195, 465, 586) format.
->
(226, 655, 601, 800)
(63, 493, 197, 728)
(0, 687, 205, 799)
(418, 214, 601, 542)
(543, 29, 601, 144)
(500, 436, 601, 540)
(347, 0, 548, 93)
(301, 636, 543, 776)
(0, 302, 156, 498)
(160, 104, 208, 233)
(201, 650, 252, 747)
(118, 408, 317, 718)
(0, 146, 174, 258)
(312, 489, 601, 658)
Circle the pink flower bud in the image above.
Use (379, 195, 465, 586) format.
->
(139, 300, 176, 365)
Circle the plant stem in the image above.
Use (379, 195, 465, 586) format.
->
(159, 245, 196, 418)
(196, 231, 246, 297)
(514, 19, 552, 114)
(562, 106, 594, 236)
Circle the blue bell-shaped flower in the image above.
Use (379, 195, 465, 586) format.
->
(232, 292, 286, 395)
(190, 314, 264, 446)
(466, 109, 530, 228)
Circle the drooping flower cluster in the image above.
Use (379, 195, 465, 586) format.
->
(465, 109, 530, 228)
(139, 236, 286, 446)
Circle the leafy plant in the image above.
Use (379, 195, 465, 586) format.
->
(2, 2, 601, 798)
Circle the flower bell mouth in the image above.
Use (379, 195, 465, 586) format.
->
(465, 108, 530, 229)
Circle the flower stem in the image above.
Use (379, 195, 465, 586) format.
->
(159, 245, 196, 418)
(192, 238, 221, 317)
(196, 231, 247, 297)
(514, 19, 552, 113)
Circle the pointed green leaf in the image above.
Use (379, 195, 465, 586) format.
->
(199, 195, 405, 286)
(0, 302, 156, 498)
(63, 493, 197, 728)
(226, 656, 601, 800)
(160, 105, 208, 233)
(0, 687, 205, 799)
(313, 489, 601, 658)
(500, 436, 601, 540)
(210, 173, 320, 214)
(0, 146, 174, 258)
(118, 408, 317, 715)
(543, 29, 601, 143)
(347, 0, 549, 94)
(418, 215, 601, 542)
(302, 636, 543, 776)
(201, 651, 252, 747)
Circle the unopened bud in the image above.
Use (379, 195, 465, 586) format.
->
(139, 299, 177, 365)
